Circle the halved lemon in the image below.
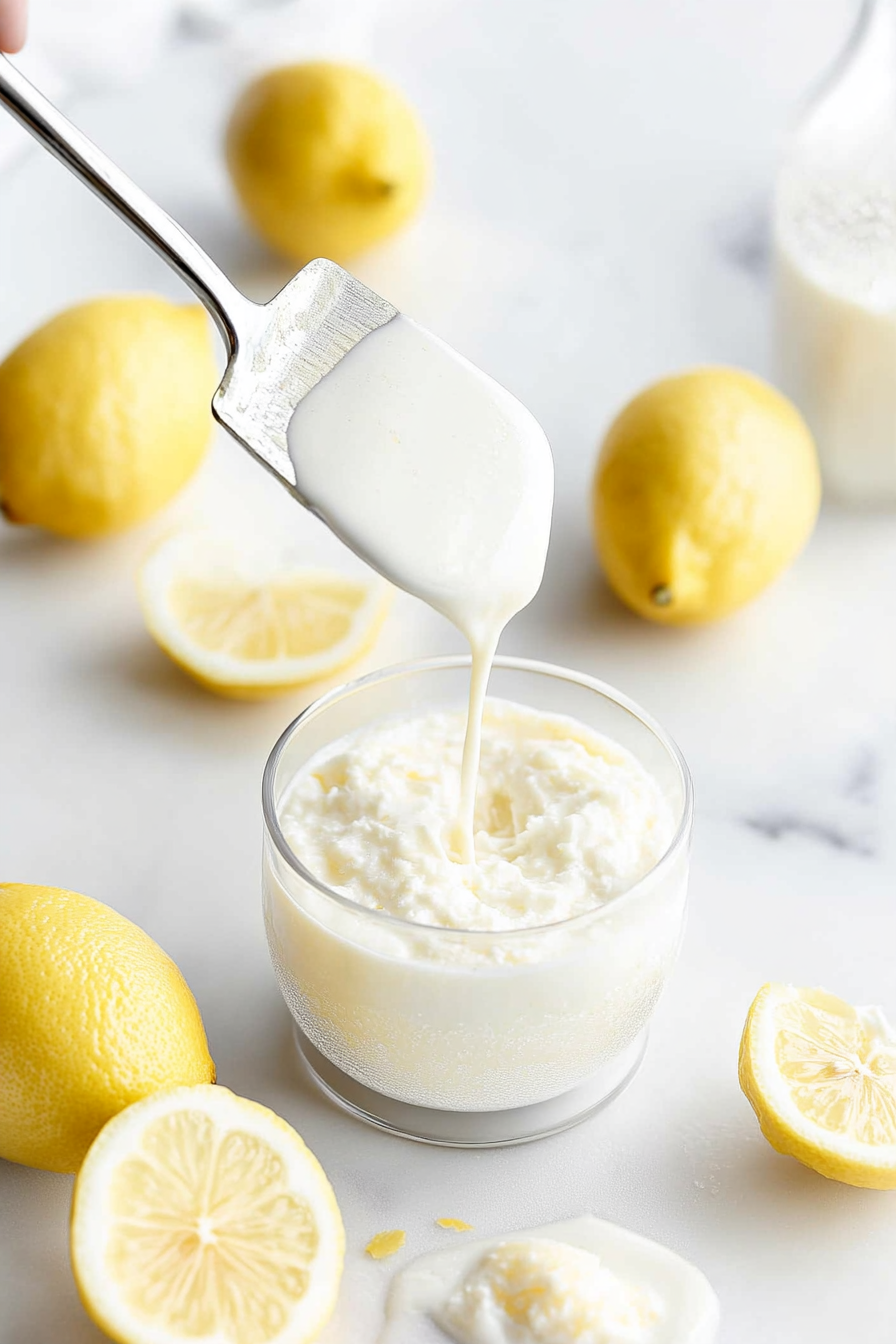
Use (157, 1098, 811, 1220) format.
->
(739, 983, 896, 1188)
(71, 1084, 344, 1344)
(138, 531, 391, 698)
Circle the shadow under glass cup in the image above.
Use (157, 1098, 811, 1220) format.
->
(262, 656, 694, 1147)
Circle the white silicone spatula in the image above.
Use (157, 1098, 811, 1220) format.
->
(0, 53, 400, 499)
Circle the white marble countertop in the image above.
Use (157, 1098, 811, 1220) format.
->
(2, 0, 896, 1339)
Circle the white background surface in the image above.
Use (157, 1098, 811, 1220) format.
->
(2, 0, 896, 1340)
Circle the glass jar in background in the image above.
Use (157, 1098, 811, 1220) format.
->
(262, 656, 693, 1147)
(774, 0, 896, 504)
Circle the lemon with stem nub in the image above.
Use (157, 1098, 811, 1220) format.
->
(226, 61, 429, 264)
(0, 296, 216, 538)
(592, 368, 820, 624)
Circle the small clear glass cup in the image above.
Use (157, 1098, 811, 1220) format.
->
(262, 656, 693, 1147)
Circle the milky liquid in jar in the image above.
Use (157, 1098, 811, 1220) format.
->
(286, 314, 554, 854)
(774, 154, 896, 503)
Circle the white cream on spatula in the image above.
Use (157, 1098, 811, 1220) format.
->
(287, 314, 554, 861)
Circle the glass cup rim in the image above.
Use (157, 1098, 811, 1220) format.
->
(262, 654, 695, 940)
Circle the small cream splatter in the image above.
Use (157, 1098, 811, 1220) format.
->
(366, 1229, 406, 1260)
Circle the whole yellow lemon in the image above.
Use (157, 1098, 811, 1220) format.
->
(0, 295, 217, 538)
(592, 368, 821, 624)
(0, 884, 215, 1173)
(226, 61, 429, 264)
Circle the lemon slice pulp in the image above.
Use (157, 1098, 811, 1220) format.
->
(71, 1085, 344, 1344)
(138, 531, 391, 698)
(739, 983, 896, 1188)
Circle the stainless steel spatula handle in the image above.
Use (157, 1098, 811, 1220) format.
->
(0, 53, 253, 352)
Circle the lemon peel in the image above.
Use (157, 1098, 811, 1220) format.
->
(0, 295, 215, 537)
(0, 883, 213, 1173)
(593, 367, 820, 624)
(226, 61, 428, 264)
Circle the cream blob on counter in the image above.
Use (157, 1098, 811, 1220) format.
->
(278, 700, 674, 932)
(381, 1216, 720, 1344)
(287, 314, 554, 857)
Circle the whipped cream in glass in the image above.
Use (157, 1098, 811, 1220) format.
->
(263, 658, 692, 1143)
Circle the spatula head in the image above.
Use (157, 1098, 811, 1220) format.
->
(212, 258, 397, 496)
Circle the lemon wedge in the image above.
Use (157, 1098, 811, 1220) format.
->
(739, 983, 896, 1188)
(138, 531, 391, 698)
(71, 1084, 344, 1344)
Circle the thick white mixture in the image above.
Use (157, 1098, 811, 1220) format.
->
(279, 699, 673, 932)
(286, 314, 553, 645)
(436, 1239, 662, 1344)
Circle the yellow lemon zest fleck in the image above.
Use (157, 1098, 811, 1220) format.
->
(366, 1229, 406, 1260)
